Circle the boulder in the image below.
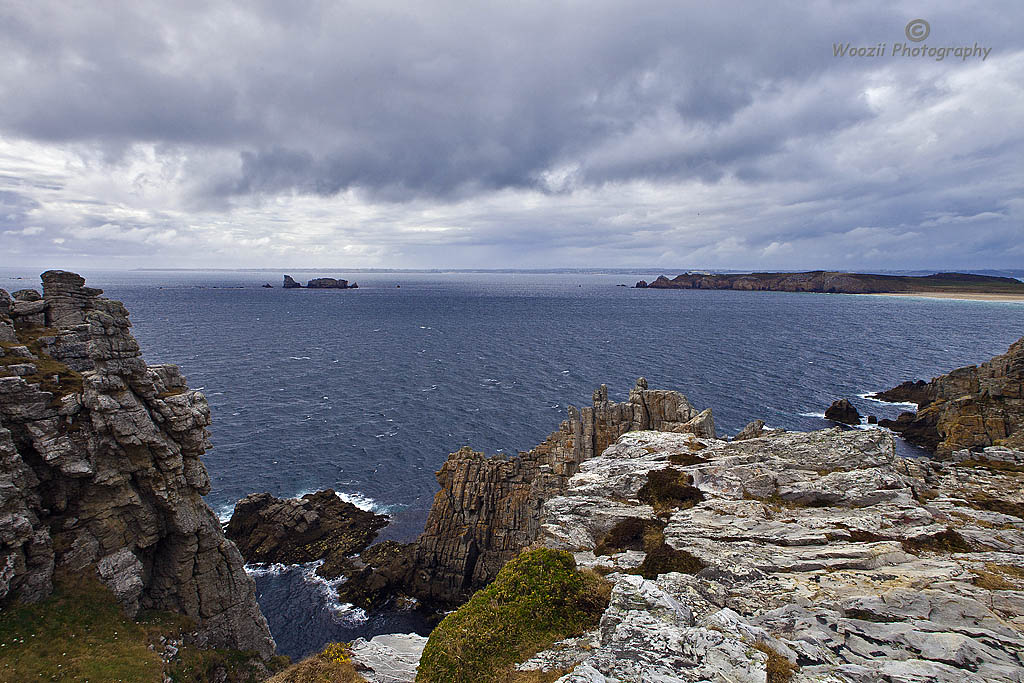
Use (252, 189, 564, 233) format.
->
(733, 420, 765, 441)
(825, 398, 861, 425)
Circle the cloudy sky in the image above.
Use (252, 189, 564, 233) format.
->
(1, 1, 1021, 270)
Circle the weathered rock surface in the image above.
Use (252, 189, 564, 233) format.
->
(282, 275, 302, 288)
(876, 336, 1024, 454)
(734, 419, 766, 441)
(523, 425, 1024, 682)
(0, 271, 275, 658)
(405, 379, 715, 606)
(349, 633, 426, 683)
(225, 489, 388, 574)
(825, 398, 861, 425)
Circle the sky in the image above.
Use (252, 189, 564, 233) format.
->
(0, 1, 1022, 271)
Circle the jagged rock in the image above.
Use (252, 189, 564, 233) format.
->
(349, 633, 427, 683)
(11, 289, 41, 302)
(225, 489, 388, 572)
(0, 272, 275, 658)
(282, 275, 302, 288)
(406, 379, 713, 606)
(868, 414, 878, 424)
(733, 419, 765, 441)
(825, 398, 861, 425)
(521, 426, 1024, 682)
(874, 336, 1024, 453)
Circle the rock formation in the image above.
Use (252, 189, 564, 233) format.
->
(403, 379, 715, 606)
(282, 275, 358, 289)
(824, 398, 861, 425)
(520, 426, 1024, 682)
(225, 490, 388, 575)
(0, 271, 275, 658)
(875, 336, 1024, 453)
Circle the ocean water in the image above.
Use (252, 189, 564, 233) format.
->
(4, 268, 1024, 658)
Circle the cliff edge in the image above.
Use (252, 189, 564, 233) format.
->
(875, 335, 1024, 454)
(0, 271, 275, 658)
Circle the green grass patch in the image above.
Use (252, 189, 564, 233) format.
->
(416, 549, 610, 683)
(0, 574, 276, 682)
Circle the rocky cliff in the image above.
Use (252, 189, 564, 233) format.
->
(518, 426, 1024, 682)
(875, 336, 1024, 453)
(405, 379, 715, 605)
(0, 271, 275, 658)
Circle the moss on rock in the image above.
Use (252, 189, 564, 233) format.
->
(416, 548, 610, 683)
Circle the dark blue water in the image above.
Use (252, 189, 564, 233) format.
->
(3, 268, 1023, 657)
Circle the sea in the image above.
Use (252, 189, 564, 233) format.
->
(4, 268, 1024, 658)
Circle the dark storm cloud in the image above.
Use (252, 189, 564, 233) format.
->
(0, 1, 1022, 270)
(3, 0, 989, 199)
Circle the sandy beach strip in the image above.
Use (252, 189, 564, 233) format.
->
(863, 291, 1024, 302)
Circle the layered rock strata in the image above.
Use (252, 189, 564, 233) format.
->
(524, 426, 1024, 682)
(403, 379, 715, 606)
(876, 336, 1024, 453)
(0, 271, 275, 658)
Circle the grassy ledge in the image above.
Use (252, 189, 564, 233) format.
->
(415, 548, 611, 683)
(268, 643, 366, 682)
(0, 574, 282, 682)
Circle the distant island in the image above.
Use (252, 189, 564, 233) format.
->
(283, 274, 358, 289)
(635, 270, 1024, 299)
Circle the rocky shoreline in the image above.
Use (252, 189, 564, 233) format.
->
(2, 271, 1022, 681)
(635, 270, 1024, 296)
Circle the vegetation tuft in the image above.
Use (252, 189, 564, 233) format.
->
(753, 641, 797, 683)
(415, 548, 610, 683)
(0, 326, 83, 403)
(637, 468, 704, 512)
(594, 518, 665, 556)
(901, 528, 974, 554)
(268, 642, 365, 682)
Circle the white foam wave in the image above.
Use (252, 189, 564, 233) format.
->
(857, 392, 917, 408)
(798, 411, 826, 419)
(246, 560, 368, 625)
(288, 356, 311, 360)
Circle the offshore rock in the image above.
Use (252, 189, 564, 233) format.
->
(825, 398, 861, 425)
(876, 336, 1024, 453)
(225, 489, 388, 572)
(0, 271, 275, 658)
(306, 277, 355, 289)
(525, 426, 1024, 682)
(406, 379, 714, 606)
(282, 275, 302, 288)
